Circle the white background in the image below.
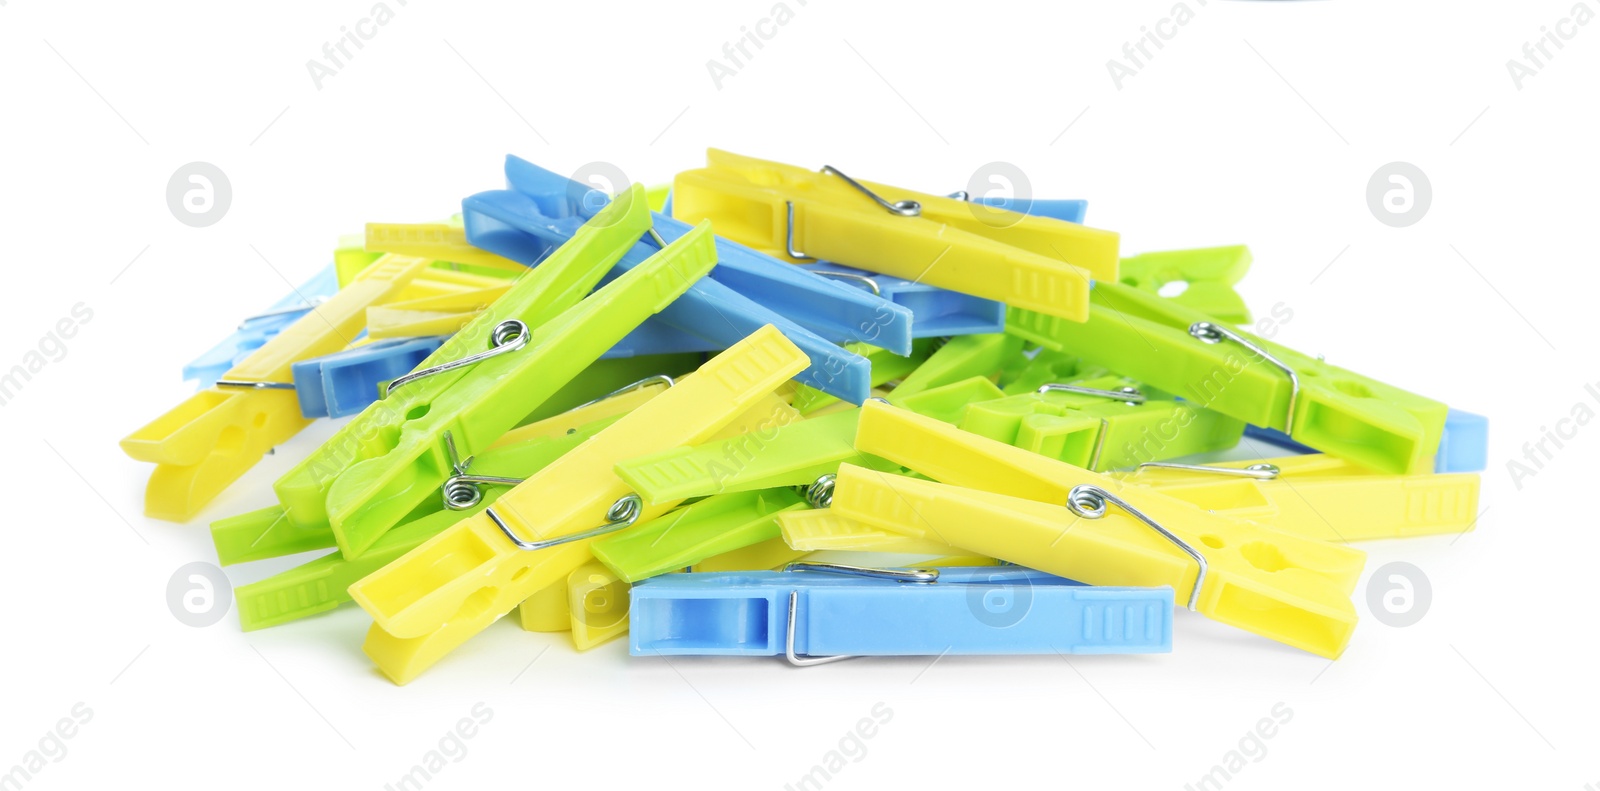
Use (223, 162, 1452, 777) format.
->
(2, 0, 1597, 788)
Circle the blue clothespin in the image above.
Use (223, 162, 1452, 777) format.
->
(630, 563, 1173, 662)
(796, 263, 1006, 337)
(184, 264, 341, 387)
(291, 336, 446, 418)
(1244, 408, 1488, 473)
(463, 159, 896, 403)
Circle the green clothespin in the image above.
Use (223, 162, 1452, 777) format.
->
(960, 374, 1244, 471)
(1117, 246, 1254, 325)
(590, 489, 809, 583)
(1008, 280, 1447, 474)
(888, 333, 1024, 402)
(997, 349, 1101, 395)
(233, 415, 616, 630)
(278, 186, 721, 558)
(892, 377, 1007, 425)
(516, 352, 702, 427)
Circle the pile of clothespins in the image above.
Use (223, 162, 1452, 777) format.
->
(122, 150, 1486, 684)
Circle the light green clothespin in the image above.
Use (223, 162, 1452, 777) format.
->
(276, 186, 721, 558)
(590, 489, 809, 583)
(960, 374, 1244, 471)
(1117, 246, 1253, 325)
(887, 333, 1023, 402)
(1008, 280, 1448, 474)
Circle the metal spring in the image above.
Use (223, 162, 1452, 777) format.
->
(803, 473, 836, 509)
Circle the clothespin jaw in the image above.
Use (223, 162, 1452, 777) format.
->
(270, 187, 665, 554)
(591, 489, 808, 582)
(1120, 454, 1482, 542)
(629, 566, 1171, 658)
(673, 150, 1107, 322)
(518, 576, 572, 633)
(350, 325, 810, 683)
(891, 376, 1006, 425)
(790, 338, 938, 415)
(1117, 246, 1254, 325)
(1008, 280, 1449, 475)
(122, 254, 434, 521)
(291, 336, 446, 419)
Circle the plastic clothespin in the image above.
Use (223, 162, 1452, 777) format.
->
(291, 336, 446, 419)
(460, 157, 890, 402)
(614, 407, 896, 503)
(122, 254, 434, 521)
(691, 537, 812, 573)
(842, 401, 1366, 658)
(956, 375, 1246, 471)
(672, 149, 1120, 320)
(275, 186, 713, 558)
(364, 283, 512, 339)
(630, 564, 1172, 660)
(591, 489, 810, 582)
(567, 561, 632, 650)
(795, 263, 1006, 338)
(364, 222, 527, 274)
(1116, 246, 1254, 325)
(1245, 408, 1489, 474)
(350, 325, 810, 684)
(1120, 455, 1482, 542)
(183, 264, 341, 388)
(1008, 279, 1449, 475)
(887, 333, 1024, 402)
(777, 509, 969, 555)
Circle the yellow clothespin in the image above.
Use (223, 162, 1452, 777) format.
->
(841, 401, 1366, 658)
(121, 254, 433, 521)
(365, 222, 527, 274)
(350, 325, 809, 684)
(777, 509, 963, 555)
(1119, 455, 1481, 542)
(673, 149, 1118, 321)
